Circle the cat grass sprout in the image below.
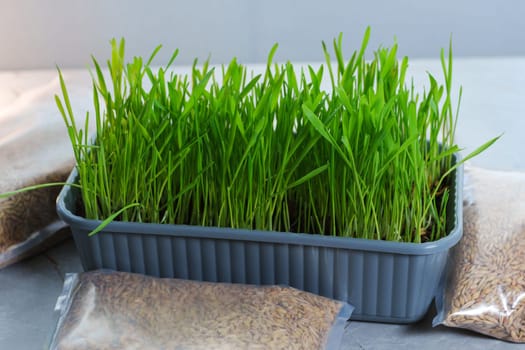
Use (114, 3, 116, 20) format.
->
(56, 28, 498, 243)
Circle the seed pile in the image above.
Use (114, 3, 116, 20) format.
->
(0, 166, 72, 251)
(52, 270, 348, 349)
(440, 167, 525, 342)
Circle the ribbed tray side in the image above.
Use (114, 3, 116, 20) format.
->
(70, 228, 449, 322)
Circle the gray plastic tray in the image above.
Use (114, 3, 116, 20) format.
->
(57, 162, 463, 323)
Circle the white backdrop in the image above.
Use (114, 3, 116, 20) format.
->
(1, 0, 524, 70)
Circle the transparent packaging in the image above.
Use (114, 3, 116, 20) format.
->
(434, 166, 525, 342)
(50, 270, 352, 350)
(1, 87, 76, 267)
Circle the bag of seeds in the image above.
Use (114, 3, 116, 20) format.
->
(1, 82, 77, 268)
(433, 166, 525, 342)
(49, 270, 352, 350)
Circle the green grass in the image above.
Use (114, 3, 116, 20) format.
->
(55, 28, 498, 242)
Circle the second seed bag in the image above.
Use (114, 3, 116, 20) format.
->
(434, 166, 525, 342)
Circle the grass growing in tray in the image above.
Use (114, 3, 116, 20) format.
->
(56, 28, 497, 243)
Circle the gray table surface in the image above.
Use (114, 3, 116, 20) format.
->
(1, 58, 525, 349)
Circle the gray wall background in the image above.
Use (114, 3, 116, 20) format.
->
(1, 0, 524, 70)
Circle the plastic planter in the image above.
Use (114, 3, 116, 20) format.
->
(56, 160, 463, 323)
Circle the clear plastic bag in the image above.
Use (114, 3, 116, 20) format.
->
(434, 166, 525, 342)
(1, 78, 77, 266)
(50, 270, 352, 350)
